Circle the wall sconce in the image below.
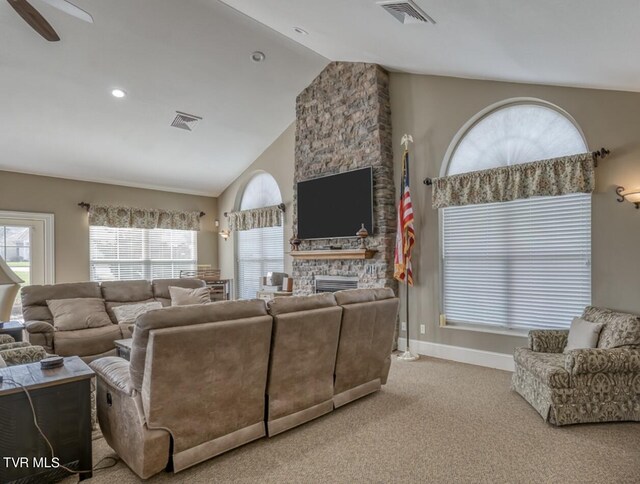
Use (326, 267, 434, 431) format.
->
(616, 186, 640, 209)
(219, 229, 231, 241)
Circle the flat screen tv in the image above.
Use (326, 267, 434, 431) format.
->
(297, 167, 373, 240)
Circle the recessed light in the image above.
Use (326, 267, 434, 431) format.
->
(250, 51, 266, 63)
(293, 27, 308, 35)
(111, 88, 126, 98)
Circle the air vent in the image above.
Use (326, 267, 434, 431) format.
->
(170, 111, 202, 131)
(377, 0, 435, 24)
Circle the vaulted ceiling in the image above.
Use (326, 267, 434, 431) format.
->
(3, 0, 639, 196)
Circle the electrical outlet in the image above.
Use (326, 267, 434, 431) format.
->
(401, 322, 407, 331)
(420, 324, 426, 335)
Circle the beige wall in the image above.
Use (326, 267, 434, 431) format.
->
(0, 171, 218, 282)
(390, 73, 640, 354)
(217, 123, 295, 286)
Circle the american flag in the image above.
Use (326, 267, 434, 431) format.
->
(394, 148, 416, 286)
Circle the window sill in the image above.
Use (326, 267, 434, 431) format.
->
(441, 322, 529, 338)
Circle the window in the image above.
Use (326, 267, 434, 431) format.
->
(90, 227, 197, 281)
(0, 211, 54, 321)
(236, 173, 284, 299)
(442, 101, 591, 330)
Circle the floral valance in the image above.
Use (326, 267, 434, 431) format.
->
(88, 205, 202, 231)
(431, 152, 595, 209)
(228, 205, 283, 231)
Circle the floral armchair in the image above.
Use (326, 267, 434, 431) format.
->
(0, 334, 47, 368)
(512, 306, 640, 425)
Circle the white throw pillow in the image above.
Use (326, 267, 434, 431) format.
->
(169, 286, 211, 306)
(112, 301, 163, 325)
(564, 317, 604, 353)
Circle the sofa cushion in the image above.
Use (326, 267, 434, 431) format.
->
(53, 324, 123, 357)
(47, 298, 113, 331)
(564, 317, 604, 353)
(334, 288, 395, 305)
(112, 301, 163, 324)
(101, 280, 154, 303)
(152, 278, 206, 307)
(513, 348, 571, 388)
(129, 299, 267, 391)
(582, 306, 640, 349)
(169, 286, 211, 306)
(267, 293, 336, 316)
(21, 282, 101, 323)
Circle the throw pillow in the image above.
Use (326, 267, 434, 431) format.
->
(169, 286, 211, 306)
(46, 298, 113, 331)
(112, 301, 163, 325)
(582, 306, 640, 349)
(564, 317, 604, 353)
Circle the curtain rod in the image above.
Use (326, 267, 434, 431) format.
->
(78, 202, 205, 218)
(223, 202, 286, 217)
(422, 148, 610, 186)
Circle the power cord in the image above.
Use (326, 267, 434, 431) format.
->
(1, 377, 120, 475)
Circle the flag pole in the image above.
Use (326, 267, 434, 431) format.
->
(397, 134, 419, 362)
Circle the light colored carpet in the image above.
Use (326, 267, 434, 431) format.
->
(71, 356, 640, 483)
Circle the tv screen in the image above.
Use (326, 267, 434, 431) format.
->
(297, 167, 373, 240)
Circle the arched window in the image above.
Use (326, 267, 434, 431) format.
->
(441, 101, 591, 330)
(236, 172, 284, 299)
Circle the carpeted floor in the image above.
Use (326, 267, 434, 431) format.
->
(71, 357, 640, 483)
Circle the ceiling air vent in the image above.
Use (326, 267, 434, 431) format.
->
(377, 0, 436, 24)
(170, 111, 202, 131)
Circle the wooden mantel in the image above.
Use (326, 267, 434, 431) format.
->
(288, 248, 378, 260)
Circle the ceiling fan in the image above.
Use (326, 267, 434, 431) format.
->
(6, 0, 93, 41)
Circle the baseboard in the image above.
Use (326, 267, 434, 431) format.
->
(397, 338, 515, 372)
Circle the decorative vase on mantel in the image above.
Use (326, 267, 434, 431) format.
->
(289, 234, 302, 251)
(356, 223, 369, 249)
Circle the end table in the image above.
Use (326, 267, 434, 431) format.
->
(0, 320, 25, 342)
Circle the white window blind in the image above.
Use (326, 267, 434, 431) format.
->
(442, 193, 591, 329)
(236, 172, 284, 299)
(237, 225, 284, 299)
(90, 226, 197, 281)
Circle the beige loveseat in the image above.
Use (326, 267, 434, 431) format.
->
(21, 278, 205, 362)
(90, 288, 399, 479)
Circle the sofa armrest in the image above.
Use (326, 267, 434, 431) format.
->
(24, 321, 54, 353)
(0, 345, 47, 366)
(528, 330, 569, 353)
(565, 347, 640, 375)
(90, 356, 134, 396)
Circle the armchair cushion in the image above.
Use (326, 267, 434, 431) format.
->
(0, 334, 15, 344)
(90, 356, 134, 396)
(582, 306, 640, 349)
(564, 317, 603, 353)
(514, 348, 570, 388)
(528, 329, 569, 353)
(0, 341, 31, 352)
(565, 347, 640, 375)
(0, 345, 47, 366)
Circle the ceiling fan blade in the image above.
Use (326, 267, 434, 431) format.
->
(39, 0, 93, 23)
(6, 0, 60, 41)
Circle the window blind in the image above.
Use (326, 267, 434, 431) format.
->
(90, 226, 197, 281)
(442, 193, 591, 330)
(236, 225, 284, 299)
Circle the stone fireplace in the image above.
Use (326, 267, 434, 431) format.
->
(292, 62, 397, 295)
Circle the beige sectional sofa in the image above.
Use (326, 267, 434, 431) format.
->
(90, 288, 399, 479)
(21, 278, 206, 362)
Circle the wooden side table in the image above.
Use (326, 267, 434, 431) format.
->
(0, 356, 94, 482)
(114, 338, 133, 361)
(0, 320, 25, 342)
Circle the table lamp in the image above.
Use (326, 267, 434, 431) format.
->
(0, 255, 24, 322)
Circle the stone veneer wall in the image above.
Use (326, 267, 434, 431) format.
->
(293, 62, 397, 294)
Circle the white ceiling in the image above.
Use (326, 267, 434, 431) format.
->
(222, 0, 640, 92)
(0, 0, 327, 196)
(4, 1, 640, 197)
